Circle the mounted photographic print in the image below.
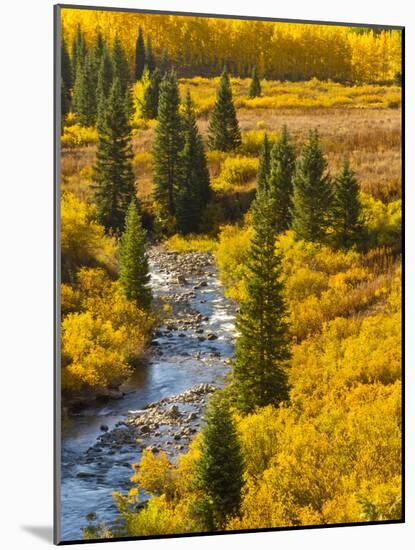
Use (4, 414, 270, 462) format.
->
(54, 4, 404, 544)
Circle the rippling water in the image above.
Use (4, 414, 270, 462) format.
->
(59, 254, 236, 542)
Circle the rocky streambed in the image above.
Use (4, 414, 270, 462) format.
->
(83, 383, 217, 468)
(60, 247, 237, 542)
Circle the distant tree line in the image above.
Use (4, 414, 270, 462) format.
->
(61, 13, 402, 83)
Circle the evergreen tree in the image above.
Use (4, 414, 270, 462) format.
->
(208, 68, 241, 152)
(141, 68, 161, 119)
(248, 65, 261, 98)
(159, 48, 170, 75)
(152, 71, 183, 220)
(194, 394, 244, 530)
(61, 34, 72, 102)
(268, 125, 296, 232)
(93, 78, 135, 234)
(72, 58, 96, 126)
(124, 85, 134, 121)
(95, 83, 107, 131)
(95, 50, 113, 129)
(119, 199, 152, 310)
(233, 193, 291, 413)
(145, 36, 156, 74)
(291, 129, 333, 242)
(92, 30, 105, 69)
(331, 159, 365, 249)
(97, 48, 113, 98)
(135, 27, 146, 81)
(61, 78, 69, 122)
(256, 133, 271, 194)
(71, 24, 87, 81)
(112, 35, 130, 95)
(176, 91, 211, 234)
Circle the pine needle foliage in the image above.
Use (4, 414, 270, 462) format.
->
(135, 27, 146, 81)
(72, 58, 96, 126)
(152, 71, 183, 220)
(256, 133, 271, 195)
(93, 78, 135, 234)
(291, 129, 333, 242)
(268, 125, 296, 232)
(145, 36, 156, 74)
(332, 159, 365, 249)
(61, 34, 72, 116)
(141, 68, 162, 119)
(208, 68, 241, 152)
(111, 35, 131, 95)
(71, 24, 87, 81)
(248, 65, 261, 98)
(176, 91, 211, 234)
(194, 393, 244, 530)
(119, 199, 152, 310)
(233, 192, 291, 413)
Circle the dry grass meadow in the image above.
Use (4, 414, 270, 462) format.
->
(61, 77, 401, 209)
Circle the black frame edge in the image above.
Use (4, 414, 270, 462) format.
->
(54, 3, 63, 546)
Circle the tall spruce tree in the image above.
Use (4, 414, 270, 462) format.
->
(233, 193, 291, 413)
(176, 91, 211, 234)
(145, 36, 156, 74)
(93, 78, 135, 234)
(119, 199, 152, 310)
(248, 65, 261, 98)
(97, 48, 113, 99)
(256, 133, 271, 194)
(135, 27, 146, 81)
(71, 24, 87, 82)
(141, 68, 161, 119)
(159, 48, 170, 75)
(194, 394, 244, 530)
(112, 35, 130, 95)
(72, 57, 96, 126)
(152, 71, 183, 220)
(92, 31, 105, 69)
(96, 50, 113, 129)
(208, 68, 241, 152)
(268, 125, 296, 233)
(291, 129, 333, 242)
(61, 34, 72, 115)
(331, 159, 365, 249)
(88, 31, 106, 108)
(61, 78, 69, 123)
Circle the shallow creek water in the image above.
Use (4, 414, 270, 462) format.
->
(60, 250, 236, 541)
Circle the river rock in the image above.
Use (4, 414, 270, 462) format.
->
(100, 424, 109, 432)
(207, 333, 218, 340)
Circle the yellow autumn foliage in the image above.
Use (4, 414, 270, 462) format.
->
(212, 156, 258, 192)
(61, 192, 117, 279)
(61, 268, 153, 395)
(109, 226, 401, 537)
(61, 123, 98, 147)
(61, 9, 401, 84)
(164, 234, 218, 253)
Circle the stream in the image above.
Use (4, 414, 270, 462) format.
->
(60, 248, 237, 542)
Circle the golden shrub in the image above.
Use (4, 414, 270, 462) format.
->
(212, 156, 258, 192)
(61, 268, 153, 394)
(61, 124, 98, 147)
(61, 192, 117, 278)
